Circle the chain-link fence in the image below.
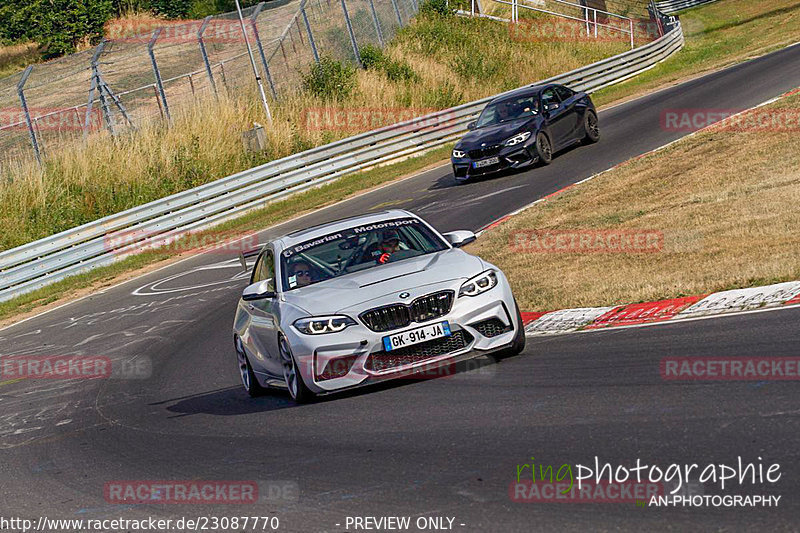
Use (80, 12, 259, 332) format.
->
(0, 0, 419, 170)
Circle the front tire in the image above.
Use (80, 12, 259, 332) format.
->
(535, 132, 553, 165)
(279, 335, 316, 403)
(235, 337, 267, 397)
(583, 110, 600, 144)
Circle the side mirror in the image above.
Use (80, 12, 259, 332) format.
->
(443, 230, 477, 248)
(545, 103, 559, 111)
(242, 279, 276, 301)
(466, 121, 476, 131)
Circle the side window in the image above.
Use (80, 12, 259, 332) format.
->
(250, 255, 264, 284)
(555, 85, 574, 101)
(250, 249, 276, 291)
(540, 88, 559, 109)
(261, 250, 276, 292)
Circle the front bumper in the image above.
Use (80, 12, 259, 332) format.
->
(283, 278, 520, 394)
(452, 142, 537, 181)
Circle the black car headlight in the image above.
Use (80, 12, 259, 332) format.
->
(503, 131, 531, 146)
(459, 270, 498, 297)
(452, 149, 467, 158)
(294, 315, 357, 335)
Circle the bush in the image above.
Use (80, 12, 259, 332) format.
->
(419, 0, 451, 17)
(301, 56, 358, 99)
(359, 44, 419, 83)
(0, 0, 114, 57)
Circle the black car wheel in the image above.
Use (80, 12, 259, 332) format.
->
(535, 132, 552, 165)
(583, 110, 600, 144)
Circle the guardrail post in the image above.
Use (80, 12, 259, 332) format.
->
(390, 0, 403, 25)
(630, 18, 635, 48)
(340, 0, 363, 67)
(148, 28, 172, 124)
(251, 2, 279, 98)
(301, 4, 320, 64)
(367, 0, 385, 46)
(198, 16, 219, 99)
(16, 66, 42, 167)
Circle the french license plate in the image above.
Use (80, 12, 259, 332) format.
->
(473, 156, 500, 168)
(383, 321, 451, 352)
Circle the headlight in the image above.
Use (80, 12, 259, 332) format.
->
(452, 149, 466, 158)
(503, 131, 531, 146)
(459, 270, 498, 297)
(294, 315, 356, 335)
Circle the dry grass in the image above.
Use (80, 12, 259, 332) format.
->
(468, 91, 800, 311)
(0, 10, 629, 251)
(0, 42, 41, 77)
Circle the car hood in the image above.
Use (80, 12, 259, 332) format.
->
(457, 118, 536, 149)
(282, 248, 485, 314)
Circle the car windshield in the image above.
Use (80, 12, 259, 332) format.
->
(475, 95, 539, 128)
(280, 218, 449, 291)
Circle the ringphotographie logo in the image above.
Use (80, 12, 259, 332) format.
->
(509, 229, 664, 254)
(661, 108, 800, 132)
(302, 107, 452, 133)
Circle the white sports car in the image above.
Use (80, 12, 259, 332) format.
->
(232, 210, 525, 402)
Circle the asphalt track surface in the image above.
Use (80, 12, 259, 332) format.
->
(1, 43, 800, 531)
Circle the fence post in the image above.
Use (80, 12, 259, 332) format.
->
(148, 28, 172, 124)
(251, 2, 279, 98)
(340, 0, 363, 67)
(390, 0, 403, 25)
(594, 9, 598, 38)
(367, 0, 384, 46)
(198, 16, 219, 99)
(90, 41, 115, 137)
(630, 18, 634, 48)
(16, 66, 42, 167)
(301, 4, 320, 64)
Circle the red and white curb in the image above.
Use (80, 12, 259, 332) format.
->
(522, 281, 800, 336)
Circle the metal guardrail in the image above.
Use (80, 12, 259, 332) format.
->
(0, 16, 684, 303)
(655, 0, 718, 15)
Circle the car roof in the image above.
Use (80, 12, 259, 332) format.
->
(491, 84, 549, 103)
(276, 209, 420, 249)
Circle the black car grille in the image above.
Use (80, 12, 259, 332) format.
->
(365, 330, 472, 372)
(360, 291, 454, 332)
(470, 318, 513, 338)
(468, 145, 502, 159)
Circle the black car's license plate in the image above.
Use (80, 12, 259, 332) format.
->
(473, 156, 500, 168)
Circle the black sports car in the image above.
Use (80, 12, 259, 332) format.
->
(451, 83, 599, 181)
